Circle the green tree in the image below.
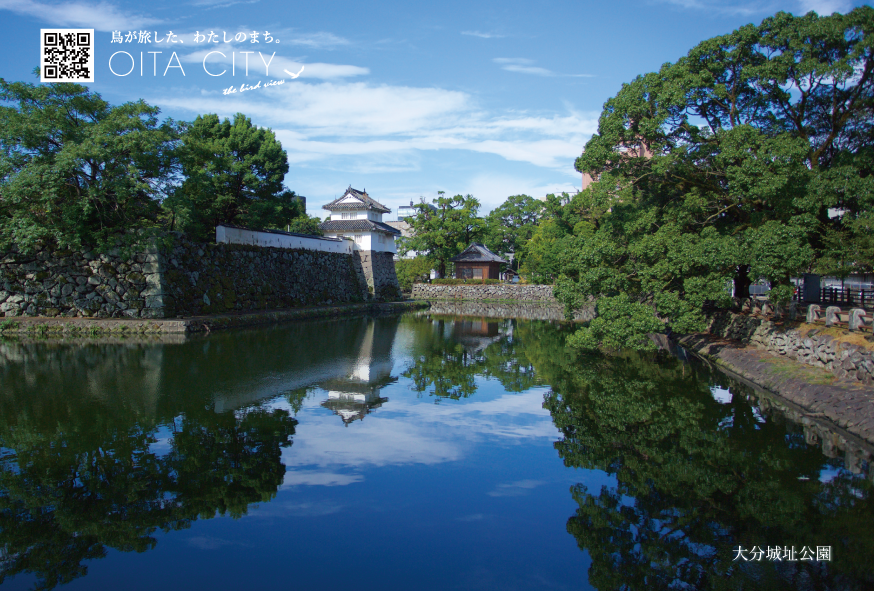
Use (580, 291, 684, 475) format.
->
(396, 192, 485, 278)
(395, 256, 433, 291)
(0, 79, 177, 252)
(483, 194, 544, 269)
(286, 214, 324, 236)
(167, 113, 301, 241)
(558, 8, 874, 350)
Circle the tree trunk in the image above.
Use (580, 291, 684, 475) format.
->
(734, 265, 751, 299)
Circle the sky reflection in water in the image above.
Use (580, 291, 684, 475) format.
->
(0, 312, 872, 590)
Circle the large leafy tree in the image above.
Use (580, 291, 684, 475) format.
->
(167, 113, 302, 241)
(396, 192, 485, 278)
(557, 8, 874, 350)
(0, 80, 177, 252)
(483, 194, 544, 269)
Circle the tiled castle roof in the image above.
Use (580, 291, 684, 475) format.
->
(323, 187, 391, 213)
(319, 219, 402, 236)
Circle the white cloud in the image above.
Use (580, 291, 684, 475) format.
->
(177, 45, 369, 79)
(281, 470, 364, 487)
(493, 57, 594, 78)
(190, 0, 259, 8)
(461, 31, 505, 38)
(657, 0, 765, 14)
(0, 0, 161, 31)
(655, 0, 853, 16)
(796, 0, 852, 14)
(149, 77, 596, 176)
(285, 32, 351, 49)
(487, 479, 545, 497)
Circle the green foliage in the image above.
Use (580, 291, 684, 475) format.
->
(395, 256, 433, 291)
(396, 192, 485, 278)
(0, 79, 178, 253)
(483, 194, 543, 268)
(541, 348, 874, 589)
(284, 214, 323, 236)
(559, 7, 874, 349)
(519, 216, 572, 284)
(401, 315, 542, 399)
(165, 113, 301, 241)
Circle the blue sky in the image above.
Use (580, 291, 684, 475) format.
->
(1, 0, 870, 217)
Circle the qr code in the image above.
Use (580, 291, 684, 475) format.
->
(41, 29, 95, 83)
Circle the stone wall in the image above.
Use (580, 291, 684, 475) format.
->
(411, 283, 557, 302)
(162, 237, 364, 316)
(426, 300, 595, 322)
(706, 311, 874, 386)
(355, 251, 400, 300)
(0, 234, 401, 319)
(0, 242, 168, 319)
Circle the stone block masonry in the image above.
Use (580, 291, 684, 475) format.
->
(411, 283, 558, 301)
(706, 310, 874, 386)
(0, 234, 401, 319)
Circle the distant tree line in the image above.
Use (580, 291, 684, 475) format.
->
(0, 78, 320, 253)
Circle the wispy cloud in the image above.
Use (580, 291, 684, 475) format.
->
(189, 0, 259, 9)
(177, 45, 369, 79)
(657, 0, 765, 15)
(461, 30, 505, 39)
(286, 32, 351, 49)
(657, 0, 852, 18)
(487, 480, 545, 497)
(151, 80, 597, 175)
(796, 0, 852, 14)
(281, 470, 363, 487)
(493, 58, 593, 78)
(0, 0, 161, 30)
(187, 536, 247, 550)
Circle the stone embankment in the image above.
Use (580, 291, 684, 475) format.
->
(0, 301, 428, 336)
(0, 234, 402, 319)
(411, 283, 557, 301)
(426, 300, 595, 322)
(706, 311, 874, 386)
(676, 310, 874, 446)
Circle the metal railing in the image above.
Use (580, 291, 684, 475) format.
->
(814, 287, 871, 307)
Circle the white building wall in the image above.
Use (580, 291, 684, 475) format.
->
(336, 232, 396, 254)
(216, 225, 353, 254)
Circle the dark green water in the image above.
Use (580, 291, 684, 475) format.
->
(0, 312, 872, 590)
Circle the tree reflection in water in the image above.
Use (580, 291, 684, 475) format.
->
(537, 344, 874, 590)
(402, 315, 541, 399)
(0, 401, 296, 589)
(405, 315, 874, 589)
(1, 315, 873, 590)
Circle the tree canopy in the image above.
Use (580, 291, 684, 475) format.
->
(483, 194, 543, 269)
(166, 113, 302, 241)
(0, 80, 177, 252)
(0, 80, 307, 250)
(396, 192, 485, 278)
(555, 7, 874, 350)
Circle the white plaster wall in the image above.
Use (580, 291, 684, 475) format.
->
(321, 231, 397, 254)
(330, 211, 383, 222)
(216, 225, 353, 254)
